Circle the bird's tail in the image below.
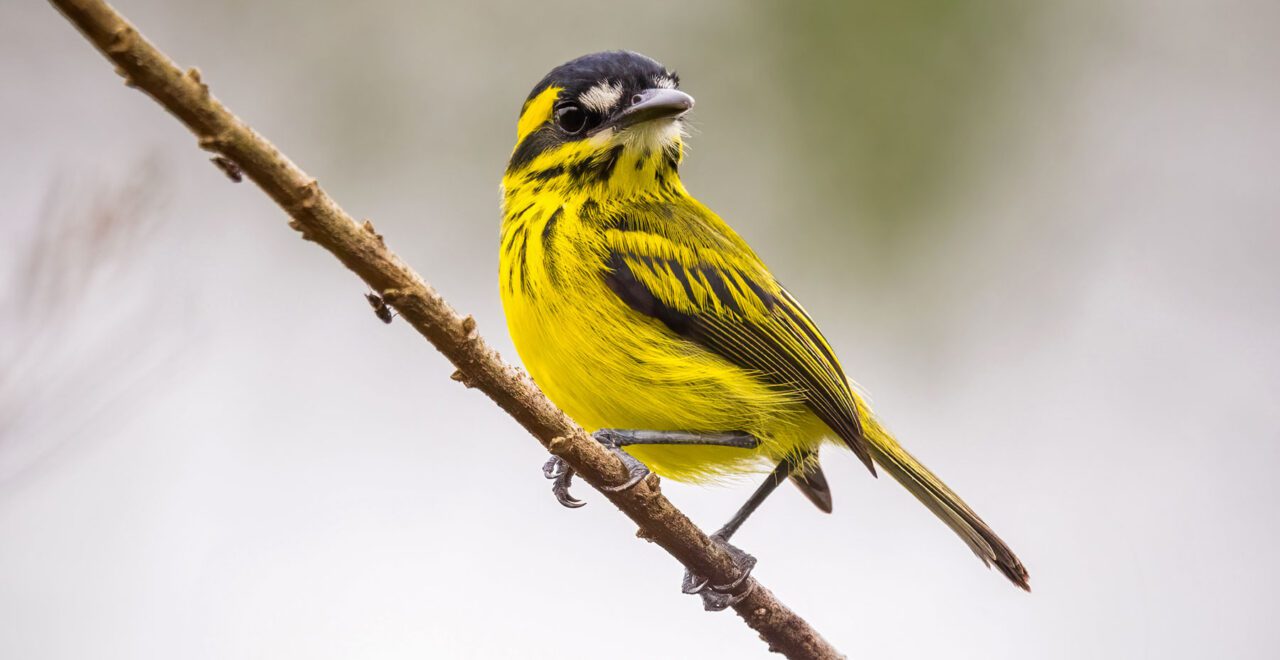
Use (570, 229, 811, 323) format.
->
(854, 399, 1030, 590)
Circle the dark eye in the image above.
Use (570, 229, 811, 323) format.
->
(554, 105, 588, 134)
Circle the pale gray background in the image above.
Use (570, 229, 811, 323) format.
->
(2, 1, 1278, 658)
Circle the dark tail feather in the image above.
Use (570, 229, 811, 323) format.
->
(790, 460, 834, 513)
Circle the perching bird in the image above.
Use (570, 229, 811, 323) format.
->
(499, 51, 1028, 608)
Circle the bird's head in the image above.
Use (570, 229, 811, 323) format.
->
(505, 51, 693, 197)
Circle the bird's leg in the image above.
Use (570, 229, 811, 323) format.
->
(682, 453, 808, 611)
(543, 430, 758, 508)
(713, 454, 804, 542)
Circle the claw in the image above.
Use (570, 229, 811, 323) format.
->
(598, 453, 650, 493)
(681, 535, 757, 611)
(681, 572, 709, 595)
(700, 582, 754, 610)
(543, 457, 585, 508)
(552, 479, 585, 509)
(591, 429, 651, 493)
(707, 561, 755, 595)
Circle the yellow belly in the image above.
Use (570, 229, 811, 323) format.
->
(502, 267, 830, 483)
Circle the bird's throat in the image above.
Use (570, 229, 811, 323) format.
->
(503, 129, 685, 208)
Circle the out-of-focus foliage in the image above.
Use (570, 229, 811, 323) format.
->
(0, 164, 179, 484)
(772, 1, 1037, 245)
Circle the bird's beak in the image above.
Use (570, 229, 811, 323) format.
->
(607, 88, 694, 130)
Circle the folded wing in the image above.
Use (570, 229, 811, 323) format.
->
(599, 207, 875, 475)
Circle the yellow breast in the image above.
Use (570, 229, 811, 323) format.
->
(499, 196, 826, 482)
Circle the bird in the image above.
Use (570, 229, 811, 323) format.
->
(499, 50, 1028, 608)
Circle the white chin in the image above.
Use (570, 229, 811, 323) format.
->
(619, 119, 683, 150)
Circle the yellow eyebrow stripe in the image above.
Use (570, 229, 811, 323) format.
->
(516, 86, 562, 144)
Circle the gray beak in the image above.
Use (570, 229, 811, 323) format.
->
(608, 88, 694, 129)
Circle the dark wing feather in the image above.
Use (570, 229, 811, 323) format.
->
(602, 228, 876, 475)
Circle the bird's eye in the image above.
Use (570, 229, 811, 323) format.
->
(554, 105, 588, 134)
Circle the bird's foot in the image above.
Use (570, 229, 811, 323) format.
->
(590, 429, 652, 492)
(681, 534, 757, 611)
(542, 430, 652, 508)
(542, 456, 584, 508)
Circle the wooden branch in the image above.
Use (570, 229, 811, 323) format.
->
(46, 1, 844, 657)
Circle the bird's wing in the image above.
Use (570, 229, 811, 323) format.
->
(599, 205, 875, 474)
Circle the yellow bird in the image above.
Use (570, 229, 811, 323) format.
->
(499, 51, 1028, 607)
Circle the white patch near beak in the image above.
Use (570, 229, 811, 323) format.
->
(579, 82, 624, 114)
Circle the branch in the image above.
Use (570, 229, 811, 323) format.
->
(47, 2, 843, 657)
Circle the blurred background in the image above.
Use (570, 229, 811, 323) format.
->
(2, 1, 1278, 658)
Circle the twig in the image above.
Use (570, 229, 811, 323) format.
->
(46, 1, 844, 657)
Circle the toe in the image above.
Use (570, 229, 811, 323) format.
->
(680, 537, 757, 610)
(542, 457, 567, 480)
(600, 463, 650, 492)
(699, 586, 753, 611)
(681, 570, 709, 595)
(544, 458, 586, 508)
